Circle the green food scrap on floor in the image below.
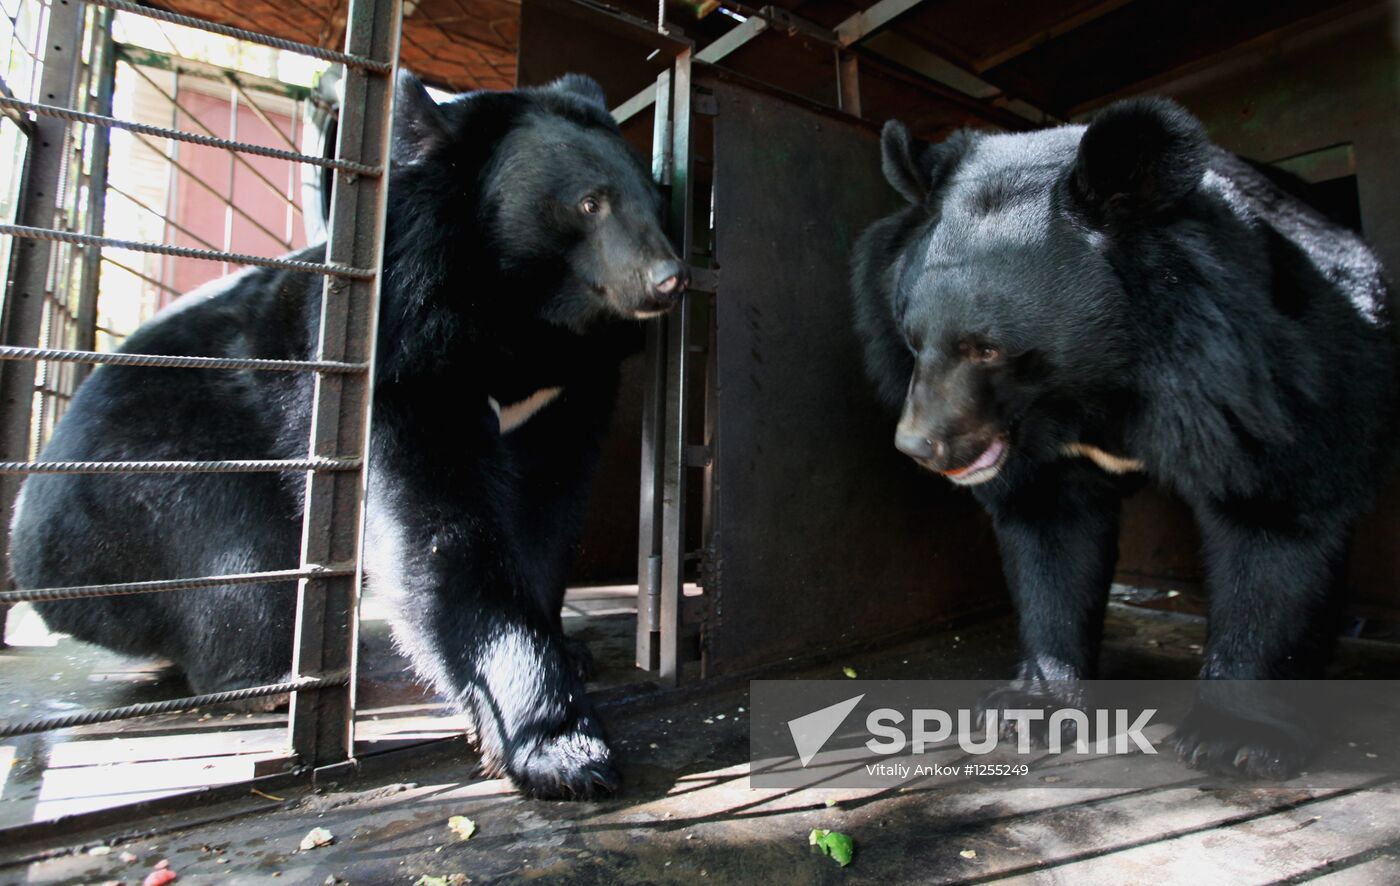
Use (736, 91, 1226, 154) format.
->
(447, 815, 477, 841)
(809, 828, 855, 867)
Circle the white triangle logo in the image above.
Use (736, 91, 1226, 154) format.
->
(787, 694, 865, 767)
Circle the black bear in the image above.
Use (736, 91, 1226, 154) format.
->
(853, 98, 1396, 777)
(9, 72, 687, 799)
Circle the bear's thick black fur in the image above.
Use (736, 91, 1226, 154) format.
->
(853, 98, 1396, 778)
(9, 72, 688, 799)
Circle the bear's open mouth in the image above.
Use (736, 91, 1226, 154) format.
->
(942, 437, 1009, 486)
(630, 297, 675, 319)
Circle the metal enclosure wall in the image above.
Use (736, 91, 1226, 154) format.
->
(702, 74, 1005, 674)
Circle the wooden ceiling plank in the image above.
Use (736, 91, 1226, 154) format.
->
(971, 0, 1136, 73)
(834, 0, 927, 45)
(1061, 0, 1385, 117)
(831, 0, 1057, 123)
(407, 16, 515, 54)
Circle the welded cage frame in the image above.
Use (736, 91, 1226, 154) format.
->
(0, 0, 401, 785)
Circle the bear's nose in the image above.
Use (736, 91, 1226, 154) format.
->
(650, 260, 689, 298)
(895, 428, 945, 465)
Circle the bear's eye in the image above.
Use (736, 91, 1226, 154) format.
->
(580, 196, 601, 215)
(968, 344, 1001, 364)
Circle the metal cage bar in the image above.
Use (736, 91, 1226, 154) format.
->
(287, 0, 401, 769)
(83, 0, 391, 73)
(0, 0, 399, 778)
(0, 675, 350, 739)
(0, 223, 374, 277)
(0, 457, 359, 474)
(0, 0, 88, 643)
(0, 344, 367, 373)
(0, 565, 356, 605)
(72, 4, 114, 388)
(0, 94, 383, 175)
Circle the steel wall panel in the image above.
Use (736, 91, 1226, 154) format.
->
(703, 75, 1006, 674)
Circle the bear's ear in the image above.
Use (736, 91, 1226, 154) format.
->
(881, 120, 931, 205)
(881, 121, 968, 208)
(547, 74, 609, 111)
(392, 70, 449, 164)
(1071, 97, 1208, 222)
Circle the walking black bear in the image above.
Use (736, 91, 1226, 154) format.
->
(9, 72, 687, 799)
(853, 98, 1396, 777)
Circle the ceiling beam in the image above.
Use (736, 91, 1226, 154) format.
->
(834, 0, 1058, 124)
(613, 0, 1058, 130)
(971, 0, 1136, 73)
(833, 0, 924, 46)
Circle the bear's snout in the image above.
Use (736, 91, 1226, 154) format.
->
(895, 413, 1009, 484)
(894, 426, 945, 464)
(649, 259, 689, 299)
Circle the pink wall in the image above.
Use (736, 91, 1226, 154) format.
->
(165, 89, 307, 303)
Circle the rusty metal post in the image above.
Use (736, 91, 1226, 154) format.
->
(838, 51, 862, 117)
(287, 0, 401, 769)
(656, 49, 693, 687)
(635, 66, 672, 672)
(636, 46, 698, 685)
(0, 0, 87, 643)
(74, 6, 116, 376)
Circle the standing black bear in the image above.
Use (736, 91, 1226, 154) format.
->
(853, 98, 1396, 777)
(9, 72, 687, 799)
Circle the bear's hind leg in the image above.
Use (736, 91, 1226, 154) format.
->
(175, 579, 298, 705)
(1173, 512, 1347, 778)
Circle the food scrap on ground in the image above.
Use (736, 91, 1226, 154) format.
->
(142, 860, 177, 886)
(447, 815, 477, 841)
(299, 827, 335, 851)
(809, 828, 855, 867)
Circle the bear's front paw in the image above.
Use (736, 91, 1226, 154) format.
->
(1171, 703, 1311, 780)
(506, 720, 619, 800)
(975, 683, 1085, 749)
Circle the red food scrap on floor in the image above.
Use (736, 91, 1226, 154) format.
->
(142, 866, 177, 886)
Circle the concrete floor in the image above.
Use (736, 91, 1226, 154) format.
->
(4, 601, 1400, 885)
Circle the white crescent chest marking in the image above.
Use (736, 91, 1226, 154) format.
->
(487, 387, 564, 434)
(1059, 442, 1145, 475)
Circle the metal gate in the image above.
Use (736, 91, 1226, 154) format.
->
(0, 0, 400, 794)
